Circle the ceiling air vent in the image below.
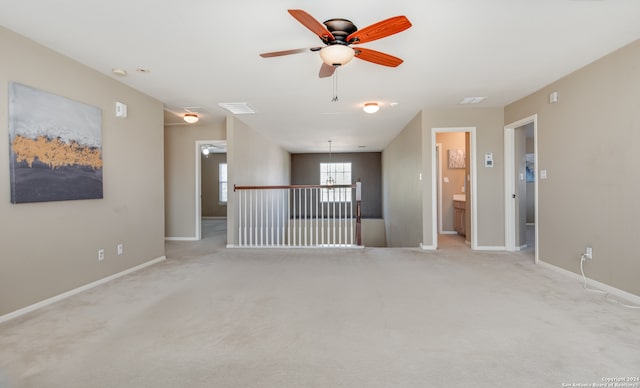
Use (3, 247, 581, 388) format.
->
(459, 97, 487, 105)
(217, 102, 256, 114)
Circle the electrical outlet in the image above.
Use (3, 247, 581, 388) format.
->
(117, 243, 123, 255)
(98, 249, 105, 261)
(585, 246, 593, 260)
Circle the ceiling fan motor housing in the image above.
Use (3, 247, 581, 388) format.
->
(323, 18, 358, 44)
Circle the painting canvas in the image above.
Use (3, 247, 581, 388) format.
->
(525, 153, 535, 182)
(8, 82, 103, 203)
(448, 149, 465, 169)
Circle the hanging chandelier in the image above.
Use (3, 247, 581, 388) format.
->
(326, 140, 335, 186)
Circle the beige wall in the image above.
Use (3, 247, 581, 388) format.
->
(226, 117, 290, 246)
(505, 39, 640, 297)
(164, 123, 225, 238)
(422, 108, 505, 248)
(437, 132, 466, 232)
(201, 153, 227, 218)
(382, 112, 424, 247)
(0, 27, 165, 316)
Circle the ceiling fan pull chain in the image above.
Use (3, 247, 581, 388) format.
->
(332, 66, 339, 102)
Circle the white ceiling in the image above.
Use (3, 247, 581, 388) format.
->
(1, 0, 639, 153)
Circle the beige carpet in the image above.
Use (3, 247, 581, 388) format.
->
(1, 220, 639, 388)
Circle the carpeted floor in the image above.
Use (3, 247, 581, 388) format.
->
(0, 220, 638, 388)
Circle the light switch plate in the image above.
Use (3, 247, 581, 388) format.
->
(115, 101, 127, 118)
(485, 152, 494, 167)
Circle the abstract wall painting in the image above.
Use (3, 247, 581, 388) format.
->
(448, 149, 466, 169)
(8, 82, 103, 203)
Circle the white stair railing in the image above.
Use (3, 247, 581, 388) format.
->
(234, 181, 362, 248)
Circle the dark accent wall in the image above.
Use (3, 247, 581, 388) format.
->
(201, 153, 227, 217)
(291, 152, 382, 218)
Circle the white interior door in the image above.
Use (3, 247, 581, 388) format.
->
(504, 115, 539, 262)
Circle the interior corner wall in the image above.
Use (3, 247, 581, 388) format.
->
(421, 108, 505, 248)
(505, 39, 640, 297)
(226, 117, 291, 246)
(382, 112, 423, 247)
(164, 123, 226, 238)
(0, 27, 165, 317)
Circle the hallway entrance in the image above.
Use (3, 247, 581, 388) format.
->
(431, 127, 477, 250)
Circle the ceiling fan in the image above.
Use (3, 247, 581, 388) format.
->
(260, 9, 412, 78)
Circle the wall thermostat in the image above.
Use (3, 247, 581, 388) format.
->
(485, 152, 494, 167)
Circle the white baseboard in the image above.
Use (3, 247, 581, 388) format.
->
(165, 237, 198, 241)
(422, 243, 505, 251)
(474, 246, 506, 251)
(0, 256, 166, 324)
(440, 231, 457, 235)
(537, 259, 640, 306)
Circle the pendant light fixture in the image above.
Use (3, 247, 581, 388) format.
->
(326, 140, 335, 186)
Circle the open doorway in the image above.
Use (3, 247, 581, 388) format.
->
(431, 127, 477, 250)
(504, 115, 538, 262)
(195, 140, 227, 242)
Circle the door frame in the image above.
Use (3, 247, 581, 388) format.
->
(195, 140, 227, 240)
(435, 143, 448, 234)
(504, 114, 538, 262)
(431, 127, 477, 250)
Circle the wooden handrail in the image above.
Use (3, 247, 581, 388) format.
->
(234, 184, 355, 191)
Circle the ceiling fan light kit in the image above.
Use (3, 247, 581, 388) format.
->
(319, 45, 355, 67)
(363, 102, 379, 114)
(183, 113, 199, 124)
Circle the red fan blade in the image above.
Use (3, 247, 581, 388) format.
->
(354, 47, 404, 67)
(260, 48, 309, 58)
(319, 63, 336, 78)
(288, 9, 335, 43)
(347, 16, 411, 44)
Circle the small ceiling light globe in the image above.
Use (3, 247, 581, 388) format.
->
(363, 102, 380, 114)
(319, 45, 355, 67)
(184, 113, 199, 124)
(202, 148, 210, 156)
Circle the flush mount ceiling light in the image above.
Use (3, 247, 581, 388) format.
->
(112, 68, 127, 77)
(183, 113, 199, 124)
(363, 102, 380, 114)
(201, 143, 226, 156)
(319, 45, 355, 67)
